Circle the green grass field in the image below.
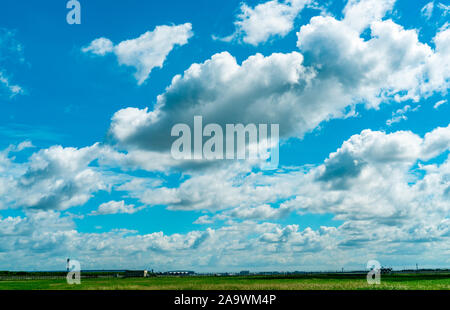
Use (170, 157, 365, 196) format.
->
(0, 273, 449, 290)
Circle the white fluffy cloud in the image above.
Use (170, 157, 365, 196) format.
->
(218, 0, 311, 45)
(343, 0, 395, 32)
(110, 10, 449, 154)
(91, 200, 142, 215)
(0, 144, 111, 211)
(1, 123, 449, 270)
(110, 51, 330, 151)
(0, 194, 448, 271)
(0, 211, 344, 271)
(83, 23, 193, 84)
(283, 126, 450, 225)
(1, 1, 450, 271)
(82, 37, 113, 56)
(219, 0, 395, 45)
(119, 125, 450, 219)
(5, 123, 448, 217)
(297, 16, 449, 105)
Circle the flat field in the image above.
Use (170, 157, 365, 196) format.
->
(0, 273, 449, 290)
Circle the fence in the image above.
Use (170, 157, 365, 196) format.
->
(0, 274, 119, 281)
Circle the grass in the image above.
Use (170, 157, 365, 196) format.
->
(0, 273, 449, 290)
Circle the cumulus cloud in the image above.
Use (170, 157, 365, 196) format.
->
(285, 126, 450, 224)
(0, 211, 343, 271)
(1, 124, 449, 270)
(297, 16, 446, 104)
(110, 9, 449, 155)
(193, 215, 215, 225)
(421, 125, 450, 159)
(82, 37, 113, 56)
(1, 1, 450, 271)
(90, 200, 143, 215)
(110, 51, 325, 152)
(0, 144, 111, 211)
(343, 0, 395, 32)
(217, 0, 311, 45)
(104, 122, 449, 270)
(121, 125, 450, 218)
(82, 23, 193, 84)
(0, 207, 448, 271)
(229, 204, 292, 220)
(0, 141, 179, 211)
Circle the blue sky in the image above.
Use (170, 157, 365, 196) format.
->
(0, 0, 449, 272)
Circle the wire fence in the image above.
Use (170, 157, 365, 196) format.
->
(0, 274, 119, 281)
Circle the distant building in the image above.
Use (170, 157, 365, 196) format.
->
(165, 270, 195, 276)
(124, 270, 149, 278)
(239, 270, 250, 275)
